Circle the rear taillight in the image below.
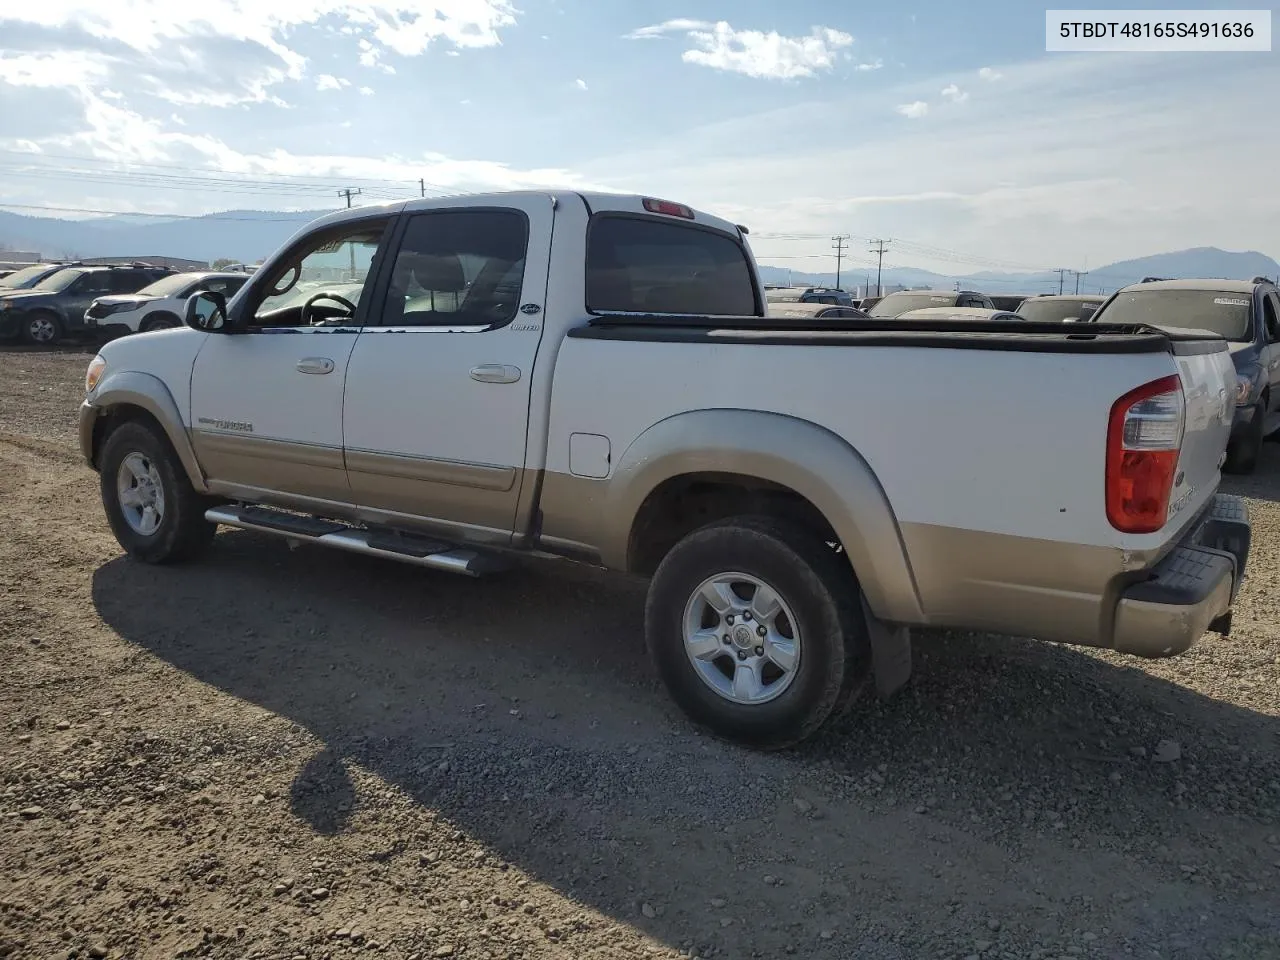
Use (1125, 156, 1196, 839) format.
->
(1106, 374, 1184, 534)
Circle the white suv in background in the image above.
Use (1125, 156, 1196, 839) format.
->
(85, 271, 250, 337)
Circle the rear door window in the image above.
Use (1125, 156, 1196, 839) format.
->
(586, 215, 757, 316)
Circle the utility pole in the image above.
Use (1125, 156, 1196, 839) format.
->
(1053, 267, 1069, 295)
(831, 235, 850, 289)
(868, 238, 891, 297)
(338, 189, 362, 278)
(1072, 270, 1088, 294)
(419, 178, 426, 198)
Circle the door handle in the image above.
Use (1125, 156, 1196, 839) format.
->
(470, 364, 521, 383)
(296, 357, 335, 375)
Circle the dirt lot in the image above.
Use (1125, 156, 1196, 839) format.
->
(1, 343, 1278, 960)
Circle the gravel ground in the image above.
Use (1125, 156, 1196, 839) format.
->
(1, 343, 1278, 960)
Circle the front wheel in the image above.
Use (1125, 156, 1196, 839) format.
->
(645, 516, 869, 750)
(140, 313, 180, 332)
(99, 420, 216, 563)
(1224, 407, 1264, 474)
(22, 311, 62, 346)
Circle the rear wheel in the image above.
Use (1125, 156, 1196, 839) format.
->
(22, 311, 62, 346)
(645, 516, 869, 750)
(99, 420, 216, 564)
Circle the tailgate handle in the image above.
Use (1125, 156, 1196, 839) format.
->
(470, 364, 521, 383)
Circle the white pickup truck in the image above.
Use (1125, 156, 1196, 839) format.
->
(79, 191, 1252, 749)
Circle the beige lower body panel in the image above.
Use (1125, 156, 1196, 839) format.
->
(898, 522, 1156, 646)
(192, 431, 351, 503)
(344, 448, 520, 535)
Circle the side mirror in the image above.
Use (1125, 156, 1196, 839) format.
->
(185, 290, 228, 332)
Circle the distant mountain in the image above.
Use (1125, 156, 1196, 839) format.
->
(0, 208, 332, 263)
(757, 246, 1280, 297)
(1, 208, 1276, 293)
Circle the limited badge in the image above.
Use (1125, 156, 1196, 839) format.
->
(520, 303, 542, 315)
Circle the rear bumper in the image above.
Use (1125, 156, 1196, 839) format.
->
(1111, 494, 1251, 658)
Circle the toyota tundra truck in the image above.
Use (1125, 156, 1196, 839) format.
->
(78, 191, 1251, 749)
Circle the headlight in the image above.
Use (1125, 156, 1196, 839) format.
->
(85, 355, 107, 394)
(1235, 374, 1254, 406)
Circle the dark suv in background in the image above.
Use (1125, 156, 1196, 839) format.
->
(0, 263, 174, 345)
(1088, 276, 1280, 473)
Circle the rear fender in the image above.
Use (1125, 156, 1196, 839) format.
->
(608, 409, 925, 624)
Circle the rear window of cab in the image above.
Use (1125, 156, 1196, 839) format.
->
(586, 215, 757, 316)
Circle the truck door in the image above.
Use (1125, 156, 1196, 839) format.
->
(341, 197, 554, 543)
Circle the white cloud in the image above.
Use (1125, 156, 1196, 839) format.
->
(940, 83, 968, 103)
(0, 51, 108, 89)
(0, 2, 515, 104)
(979, 67, 1002, 81)
(855, 59, 883, 72)
(896, 100, 929, 118)
(575, 78, 587, 91)
(579, 55, 1280, 272)
(315, 74, 351, 91)
(626, 20, 854, 80)
(358, 85, 374, 95)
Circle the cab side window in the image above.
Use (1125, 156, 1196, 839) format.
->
(74, 272, 113, 296)
(374, 209, 529, 328)
(243, 218, 392, 329)
(1264, 292, 1280, 343)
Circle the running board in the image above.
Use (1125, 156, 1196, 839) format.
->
(204, 506, 506, 577)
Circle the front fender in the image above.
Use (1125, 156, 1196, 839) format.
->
(606, 409, 925, 624)
(81, 370, 209, 493)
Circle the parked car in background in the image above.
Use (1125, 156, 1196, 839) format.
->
(0, 263, 174, 345)
(80, 190, 1249, 749)
(860, 296, 882, 312)
(0, 261, 75, 292)
(989, 295, 1030, 311)
(85, 271, 251, 337)
(767, 301, 869, 321)
(765, 286, 858, 307)
(1017, 294, 1106, 323)
(866, 289, 996, 317)
(1088, 277, 1280, 473)
(896, 306, 1024, 322)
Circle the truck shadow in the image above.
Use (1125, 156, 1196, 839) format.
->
(90, 531, 1280, 956)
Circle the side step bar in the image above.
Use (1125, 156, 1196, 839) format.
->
(205, 506, 507, 577)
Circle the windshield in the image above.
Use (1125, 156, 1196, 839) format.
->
(1017, 298, 1101, 322)
(1095, 289, 1253, 340)
(138, 273, 200, 298)
(34, 269, 85, 292)
(867, 292, 957, 317)
(0, 264, 55, 288)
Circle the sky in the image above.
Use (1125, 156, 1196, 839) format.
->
(0, 0, 1276, 277)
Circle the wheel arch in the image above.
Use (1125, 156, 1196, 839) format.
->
(608, 409, 924, 624)
(139, 310, 181, 331)
(82, 370, 209, 493)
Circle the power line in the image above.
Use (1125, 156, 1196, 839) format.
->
(831, 235, 850, 289)
(868, 238, 892, 297)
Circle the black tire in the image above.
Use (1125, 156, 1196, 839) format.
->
(140, 312, 180, 332)
(1224, 407, 1264, 474)
(644, 516, 869, 750)
(99, 420, 216, 564)
(22, 310, 62, 346)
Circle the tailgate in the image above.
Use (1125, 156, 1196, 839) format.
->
(1167, 340, 1235, 526)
